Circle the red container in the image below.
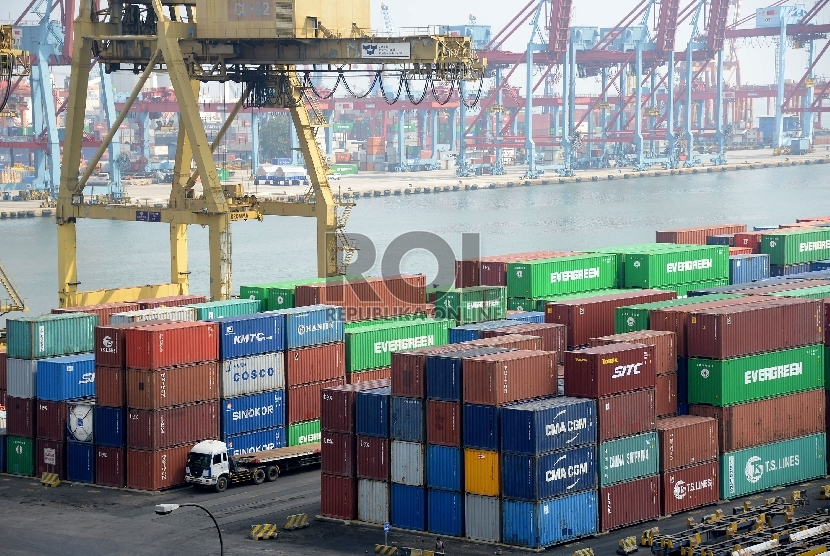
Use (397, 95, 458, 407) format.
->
(96, 366, 125, 407)
(478, 251, 568, 287)
(126, 401, 220, 450)
(295, 275, 427, 322)
(321, 473, 358, 520)
(661, 460, 719, 515)
(689, 388, 825, 453)
(656, 224, 747, 244)
(52, 302, 141, 326)
(36, 438, 66, 479)
(125, 362, 219, 410)
(545, 290, 676, 348)
(320, 379, 391, 433)
(455, 259, 480, 288)
(285, 343, 346, 387)
(655, 415, 718, 472)
(36, 400, 67, 441)
(656, 373, 678, 417)
(0, 348, 6, 390)
(729, 247, 754, 256)
(481, 323, 566, 354)
(357, 436, 389, 480)
(732, 232, 763, 253)
(95, 320, 174, 369)
(563, 343, 656, 398)
(599, 475, 660, 532)
(390, 345, 472, 398)
(598, 388, 656, 442)
(6, 396, 36, 437)
(0, 389, 5, 407)
(687, 298, 823, 359)
(321, 430, 356, 477)
(96, 446, 126, 488)
(134, 295, 207, 309)
(347, 368, 391, 385)
(124, 321, 219, 370)
(465, 334, 542, 351)
(463, 351, 557, 405)
(287, 377, 346, 425)
(591, 330, 677, 376)
(426, 400, 461, 446)
(126, 443, 196, 490)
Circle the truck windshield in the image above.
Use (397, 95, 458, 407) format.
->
(187, 454, 211, 469)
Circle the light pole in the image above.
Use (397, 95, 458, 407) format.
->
(155, 503, 224, 556)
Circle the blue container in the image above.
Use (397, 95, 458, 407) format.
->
(501, 397, 596, 455)
(426, 445, 462, 491)
(221, 390, 285, 436)
(36, 354, 96, 401)
(463, 404, 499, 450)
(211, 314, 284, 359)
(754, 225, 778, 231)
(356, 387, 391, 438)
(729, 254, 770, 284)
(0, 436, 6, 472)
(770, 263, 812, 277)
(812, 260, 830, 271)
(677, 403, 689, 415)
(502, 490, 598, 548)
(224, 426, 285, 456)
(506, 311, 545, 323)
(448, 320, 520, 343)
(501, 444, 596, 500)
(426, 347, 509, 401)
(427, 489, 464, 537)
(268, 305, 344, 348)
(390, 396, 424, 442)
(706, 234, 734, 246)
(94, 406, 126, 447)
(66, 440, 95, 483)
(391, 483, 426, 531)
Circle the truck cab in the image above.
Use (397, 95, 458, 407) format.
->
(185, 440, 237, 491)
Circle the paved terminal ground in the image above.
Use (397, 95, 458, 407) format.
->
(2, 468, 830, 555)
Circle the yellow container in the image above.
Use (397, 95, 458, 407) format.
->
(464, 448, 500, 496)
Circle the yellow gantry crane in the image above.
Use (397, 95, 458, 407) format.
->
(0, 258, 28, 345)
(55, 0, 485, 307)
(0, 25, 29, 114)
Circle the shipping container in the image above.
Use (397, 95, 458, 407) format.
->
(185, 299, 261, 320)
(95, 446, 126, 488)
(52, 302, 140, 327)
(295, 275, 429, 322)
(690, 388, 825, 452)
(426, 347, 511, 401)
(35, 354, 96, 401)
(6, 358, 38, 399)
(687, 344, 824, 405)
(480, 252, 571, 288)
(390, 396, 424, 442)
(463, 351, 558, 406)
(597, 388, 656, 442)
(657, 373, 678, 417)
(109, 307, 197, 324)
(134, 295, 207, 309)
(225, 427, 285, 456)
(427, 400, 461, 447)
(270, 305, 345, 349)
(128, 401, 219, 450)
(320, 379, 391, 433)
(346, 319, 451, 372)
(94, 321, 174, 369)
(0, 436, 4, 473)
(220, 353, 284, 398)
(730, 254, 771, 284)
(6, 396, 35, 437)
(434, 286, 507, 324)
(463, 403, 500, 453)
(36, 400, 67, 441)
(211, 313, 283, 359)
(564, 343, 655, 398)
(465, 494, 500, 542)
(500, 397, 596, 455)
(770, 284, 830, 300)
(720, 433, 826, 499)
(321, 473, 358, 520)
(391, 440, 424, 486)
(707, 234, 735, 246)
(321, 430, 356, 477)
(428, 489, 464, 537)
(624, 246, 729, 288)
(0, 348, 6, 390)
(600, 475, 660, 532)
(733, 232, 763, 253)
(449, 320, 520, 343)
(126, 443, 197, 491)
(95, 366, 124, 408)
(655, 415, 718, 471)
(661, 460, 719, 515)
(67, 401, 94, 442)
(502, 490, 598, 549)
(455, 259, 480, 288)
(36, 438, 65, 479)
(506, 311, 546, 323)
(507, 254, 618, 298)
(66, 440, 94, 483)
(464, 448, 499, 496)
(6, 313, 97, 359)
(125, 321, 219, 370)
(6, 435, 33, 476)
(287, 378, 345, 424)
(357, 435, 389, 480)
(761, 228, 830, 265)
(532, 288, 633, 313)
(285, 343, 345, 387)
(288, 420, 321, 446)
(657, 224, 747, 245)
(599, 432, 659, 486)
(390, 483, 426, 530)
(480, 322, 565, 355)
(426, 444, 463, 491)
(614, 295, 742, 334)
(221, 390, 285, 436)
(126, 362, 219, 410)
(347, 368, 391, 384)
(502, 444, 596, 500)
(358, 479, 389, 524)
(242, 278, 343, 312)
(391, 345, 471, 398)
(355, 386, 391, 438)
(590, 330, 677, 375)
(94, 406, 126, 447)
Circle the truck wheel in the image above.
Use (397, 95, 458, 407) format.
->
(214, 476, 229, 493)
(253, 468, 266, 485)
(265, 466, 279, 482)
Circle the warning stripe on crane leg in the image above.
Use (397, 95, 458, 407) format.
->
(250, 524, 279, 540)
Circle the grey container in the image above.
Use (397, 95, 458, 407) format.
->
(358, 479, 389, 524)
(391, 440, 424, 486)
(7, 359, 38, 399)
(466, 494, 501, 543)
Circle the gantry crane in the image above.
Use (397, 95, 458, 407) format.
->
(0, 26, 30, 115)
(0, 258, 28, 345)
(56, 0, 484, 307)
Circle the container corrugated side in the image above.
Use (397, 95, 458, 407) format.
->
(624, 246, 729, 287)
(321, 431, 356, 477)
(269, 304, 345, 349)
(5, 436, 33, 476)
(95, 446, 126, 488)
(465, 494, 500, 542)
(6, 396, 35, 437)
(655, 415, 718, 472)
(288, 419, 321, 446)
(35, 354, 96, 401)
(463, 403, 499, 450)
(66, 440, 95, 483)
(563, 343, 656, 398)
(286, 378, 345, 424)
(36, 400, 66, 441)
(109, 307, 197, 324)
(6, 313, 97, 359)
(285, 342, 345, 387)
(427, 444, 462, 491)
(390, 396, 424, 442)
(500, 397, 596, 455)
(127, 401, 220, 450)
(320, 473, 357, 520)
(126, 362, 219, 410)
(345, 319, 451, 372)
(598, 388, 656, 442)
(126, 443, 195, 490)
(428, 489, 464, 537)
(36, 438, 65, 479)
(502, 490, 598, 549)
(661, 460, 719, 515)
(52, 302, 141, 327)
(599, 432, 659, 486)
(599, 475, 660, 532)
(357, 436, 389, 481)
(507, 254, 618, 298)
(212, 314, 283, 359)
(720, 433, 826, 499)
(730, 254, 771, 284)
(358, 479, 389, 524)
(186, 299, 261, 320)
(94, 406, 126, 447)
(355, 386, 391, 438)
(390, 483, 426, 531)
(464, 448, 500, 496)
(502, 444, 596, 500)
(220, 353, 285, 398)
(463, 351, 558, 406)
(224, 427, 285, 456)
(590, 330, 677, 375)
(6, 358, 37, 399)
(124, 322, 219, 370)
(221, 390, 285, 436)
(761, 228, 830, 265)
(614, 294, 743, 334)
(319, 379, 391, 433)
(391, 440, 424, 486)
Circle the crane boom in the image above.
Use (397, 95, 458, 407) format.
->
(0, 25, 30, 113)
(0, 259, 27, 315)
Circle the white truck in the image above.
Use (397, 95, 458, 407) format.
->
(184, 440, 321, 492)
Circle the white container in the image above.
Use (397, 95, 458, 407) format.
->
(220, 353, 285, 398)
(109, 307, 197, 324)
(6, 358, 38, 399)
(67, 401, 95, 442)
(465, 493, 501, 542)
(358, 479, 389, 524)
(390, 440, 424, 486)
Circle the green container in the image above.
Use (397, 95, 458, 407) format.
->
(186, 299, 261, 320)
(240, 276, 358, 311)
(591, 243, 689, 286)
(533, 288, 631, 312)
(508, 298, 538, 312)
(330, 163, 359, 175)
(761, 228, 830, 265)
(506, 254, 618, 299)
(614, 293, 743, 333)
(288, 420, 321, 446)
(6, 313, 98, 359)
(624, 246, 729, 288)
(720, 433, 826, 499)
(434, 286, 506, 324)
(670, 279, 730, 297)
(345, 318, 451, 372)
(599, 432, 659, 487)
(769, 284, 830, 300)
(687, 344, 824, 406)
(345, 314, 437, 330)
(6, 436, 34, 476)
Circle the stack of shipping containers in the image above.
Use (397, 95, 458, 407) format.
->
(761, 228, 830, 277)
(0, 347, 6, 472)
